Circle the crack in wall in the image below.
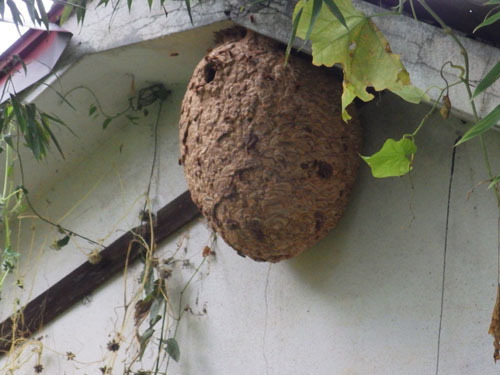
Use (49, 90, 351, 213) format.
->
(435, 136, 460, 375)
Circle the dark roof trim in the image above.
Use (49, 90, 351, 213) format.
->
(362, 0, 500, 49)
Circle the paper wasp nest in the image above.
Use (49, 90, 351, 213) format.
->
(179, 29, 362, 262)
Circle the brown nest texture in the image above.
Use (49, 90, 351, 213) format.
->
(179, 29, 362, 262)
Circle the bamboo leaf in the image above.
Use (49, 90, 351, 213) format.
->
(43, 113, 77, 136)
(44, 85, 77, 111)
(303, 0, 323, 45)
(165, 338, 180, 362)
(489, 176, 500, 190)
(474, 10, 500, 33)
(25, 103, 44, 159)
(472, 60, 500, 98)
(285, 7, 303, 65)
(22, 0, 36, 26)
(11, 55, 27, 75)
(35, 0, 49, 29)
(456, 105, 500, 146)
(41, 113, 65, 158)
(127, 0, 132, 11)
(75, 0, 86, 24)
(185, 0, 192, 23)
(10, 95, 27, 133)
(323, 0, 348, 29)
(59, 4, 73, 24)
(6, 0, 23, 31)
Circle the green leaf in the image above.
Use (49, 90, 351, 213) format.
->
(485, 0, 500, 3)
(10, 95, 27, 133)
(3, 134, 14, 149)
(285, 7, 303, 65)
(184, 0, 192, 23)
(472, 60, 500, 98)
(127, 0, 132, 11)
(11, 55, 27, 75)
(303, 0, 323, 45)
(143, 266, 155, 296)
(323, 0, 348, 29)
(489, 175, 500, 190)
(50, 235, 71, 250)
(42, 112, 76, 136)
(138, 327, 155, 359)
(149, 306, 162, 327)
(474, 10, 500, 33)
(2, 247, 19, 273)
(22, 0, 36, 26)
(148, 0, 153, 9)
(294, 0, 424, 121)
(35, 0, 49, 29)
(455, 104, 500, 146)
(75, 0, 87, 24)
(165, 338, 180, 362)
(361, 137, 417, 178)
(7, 0, 24, 31)
(41, 114, 65, 159)
(102, 117, 112, 129)
(88, 104, 97, 116)
(59, 4, 73, 25)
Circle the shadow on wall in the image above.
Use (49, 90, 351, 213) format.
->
(285, 93, 458, 304)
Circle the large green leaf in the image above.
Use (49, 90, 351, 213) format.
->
(472, 60, 500, 98)
(361, 137, 417, 178)
(294, 0, 424, 121)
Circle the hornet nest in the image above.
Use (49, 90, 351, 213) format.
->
(179, 28, 362, 262)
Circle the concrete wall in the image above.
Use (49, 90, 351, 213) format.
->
(1, 1, 500, 374)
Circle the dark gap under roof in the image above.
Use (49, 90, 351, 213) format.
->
(362, 0, 500, 49)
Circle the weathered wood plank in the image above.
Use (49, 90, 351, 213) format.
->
(0, 190, 200, 354)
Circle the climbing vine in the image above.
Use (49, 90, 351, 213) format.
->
(287, 0, 500, 362)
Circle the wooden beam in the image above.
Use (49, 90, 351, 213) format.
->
(0, 190, 200, 354)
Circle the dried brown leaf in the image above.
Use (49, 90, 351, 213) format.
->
(489, 284, 500, 362)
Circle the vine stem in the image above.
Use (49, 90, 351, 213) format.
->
(417, 0, 500, 204)
(14, 133, 103, 248)
(3, 143, 9, 199)
(165, 256, 207, 371)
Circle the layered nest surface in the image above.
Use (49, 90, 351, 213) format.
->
(179, 28, 362, 262)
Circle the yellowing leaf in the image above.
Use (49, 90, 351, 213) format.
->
(294, 0, 424, 121)
(361, 137, 417, 178)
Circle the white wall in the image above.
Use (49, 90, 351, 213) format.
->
(1, 1, 500, 374)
